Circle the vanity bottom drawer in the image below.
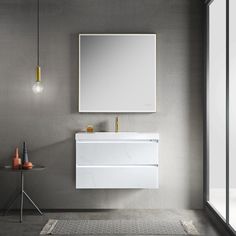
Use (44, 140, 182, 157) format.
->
(76, 166, 158, 189)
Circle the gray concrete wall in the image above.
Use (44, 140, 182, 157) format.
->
(0, 0, 204, 209)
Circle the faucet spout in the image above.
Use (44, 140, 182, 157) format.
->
(115, 116, 119, 132)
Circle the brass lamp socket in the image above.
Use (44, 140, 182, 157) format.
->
(36, 66, 41, 82)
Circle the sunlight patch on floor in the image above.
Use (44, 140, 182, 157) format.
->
(210, 188, 236, 230)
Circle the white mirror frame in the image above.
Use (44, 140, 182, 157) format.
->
(78, 33, 157, 113)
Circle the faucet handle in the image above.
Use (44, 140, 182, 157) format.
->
(115, 116, 119, 132)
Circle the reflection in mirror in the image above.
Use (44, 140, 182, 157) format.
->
(78, 34, 156, 113)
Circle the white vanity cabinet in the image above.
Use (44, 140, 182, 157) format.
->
(75, 132, 159, 189)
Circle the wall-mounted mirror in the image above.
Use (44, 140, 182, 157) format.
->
(78, 34, 156, 113)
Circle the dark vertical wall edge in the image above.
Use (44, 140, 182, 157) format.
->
(226, 0, 229, 225)
(203, 0, 209, 204)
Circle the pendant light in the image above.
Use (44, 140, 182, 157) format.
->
(32, 0, 43, 94)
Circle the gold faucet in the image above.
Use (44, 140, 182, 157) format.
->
(115, 116, 119, 132)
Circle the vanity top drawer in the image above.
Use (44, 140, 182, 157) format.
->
(76, 141, 158, 165)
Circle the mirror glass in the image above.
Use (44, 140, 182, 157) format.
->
(78, 34, 156, 112)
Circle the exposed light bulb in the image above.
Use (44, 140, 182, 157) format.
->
(32, 81, 43, 94)
(32, 65, 43, 94)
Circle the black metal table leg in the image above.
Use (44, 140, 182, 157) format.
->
(20, 171, 24, 223)
(24, 191, 43, 215)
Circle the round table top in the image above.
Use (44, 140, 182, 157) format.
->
(0, 165, 45, 172)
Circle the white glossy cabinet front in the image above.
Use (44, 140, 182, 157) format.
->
(76, 141, 158, 165)
(75, 132, 159, 189)
(76, 166, 158, 189)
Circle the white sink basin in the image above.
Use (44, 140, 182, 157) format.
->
(75, 132, 159, 141)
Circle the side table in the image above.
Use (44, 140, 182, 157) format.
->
(0, 165, 45, 222)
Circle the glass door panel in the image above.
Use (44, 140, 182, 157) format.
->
(208, 0, 226, 219)
(229, 0, 236, 230)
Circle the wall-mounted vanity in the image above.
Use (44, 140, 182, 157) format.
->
(75, 132, 159, 189)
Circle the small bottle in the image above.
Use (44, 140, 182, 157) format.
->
(22, 142, 29, 164)
(12, 147, 22, 170)
(22, 141, 33, 169)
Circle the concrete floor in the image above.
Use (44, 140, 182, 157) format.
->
(0, 210, 223, 236)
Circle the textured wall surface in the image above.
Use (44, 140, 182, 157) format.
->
(0, 0, 204, 209)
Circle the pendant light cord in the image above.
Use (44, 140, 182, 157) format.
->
(37, 0, 40, 66)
